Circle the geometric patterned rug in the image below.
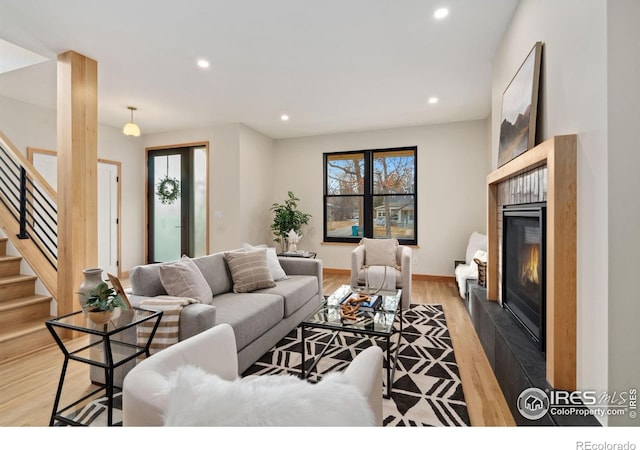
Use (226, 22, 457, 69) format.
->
(243, 303, 471, 426)
(64, 392, 122, 426)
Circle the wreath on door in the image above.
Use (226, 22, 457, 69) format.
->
(156, 175, 181, 205)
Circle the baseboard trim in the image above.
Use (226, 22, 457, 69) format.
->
(322, 268, 454, 282)
(323, 268, 350, 276)
(412, 274, 454, 282)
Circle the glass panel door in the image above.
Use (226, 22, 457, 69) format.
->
(149, 151, 185, 262)
(147, 145, 208, 263)
(191, 147, 207, 257)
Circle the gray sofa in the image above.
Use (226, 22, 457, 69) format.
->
(127, 250, 323, 374)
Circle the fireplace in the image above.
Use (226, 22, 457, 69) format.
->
(502, 204, 546, 350)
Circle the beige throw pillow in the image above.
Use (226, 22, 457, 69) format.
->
(361, 238, 399, 267)
(224, 249, 276, 293)
(158, 256, 213, 304)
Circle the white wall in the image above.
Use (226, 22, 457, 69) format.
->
(239, 124, 275, 246)
(0, 95, 145, 274)
(607, 0, 640, 427)
(272, 120, 488, 275)
(491, 0, 640, 427)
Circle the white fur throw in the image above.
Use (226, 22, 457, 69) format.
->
(164, 365, 375, 426)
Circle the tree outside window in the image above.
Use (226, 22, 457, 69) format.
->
(324, 147, 417, 245)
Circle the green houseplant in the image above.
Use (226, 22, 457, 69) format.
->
(81, 282, 128, 324)
(270, 191, 311, 253)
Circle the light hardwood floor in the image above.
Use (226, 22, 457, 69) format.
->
(0, 274, 514, 426)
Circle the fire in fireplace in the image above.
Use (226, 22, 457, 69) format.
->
(521, 245, 540, 285)
(502, 204, 546, 350)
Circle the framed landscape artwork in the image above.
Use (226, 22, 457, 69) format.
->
(498, 41, 543, 167)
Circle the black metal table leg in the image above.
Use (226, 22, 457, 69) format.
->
(384, 304, 403, 399)
(300, 324, 306, 378)
(49, 356, 69, 426)
(386, 334, 391, 398)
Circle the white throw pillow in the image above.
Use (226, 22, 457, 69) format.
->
(465, 231, 487, 264)
(470, 249, 487, 271)
(164, 365, 375, 426)
(158, 255, 213, 304)
(242, 243, 288, 281)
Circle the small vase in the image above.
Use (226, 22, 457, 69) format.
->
(88, 310, 114, 325)
(79, 268, 104, 312)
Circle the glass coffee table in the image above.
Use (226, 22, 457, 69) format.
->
(300, 284, 402, 398)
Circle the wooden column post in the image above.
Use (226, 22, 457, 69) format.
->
(56, 51, 98, 328)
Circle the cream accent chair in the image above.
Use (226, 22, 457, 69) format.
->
(122, 323, 384, 426)
(351, 238, 412, 310)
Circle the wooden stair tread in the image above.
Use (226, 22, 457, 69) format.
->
(0, 317, 55, 343)
(0, 274, 37, 285)
(0, 255, 22, 263)
(0, 294, 52, 312)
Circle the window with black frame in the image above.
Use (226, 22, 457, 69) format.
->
(323, 147, 417, 245)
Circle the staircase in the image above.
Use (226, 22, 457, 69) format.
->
(0, 236, 55, 363)
(0, 130, 59, 364)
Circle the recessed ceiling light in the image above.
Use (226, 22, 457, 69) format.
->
(281, 114, 289, 121)
(434, 8, 449, 19)
(197, 59, 210, 69)
(428, 97, 439, 104)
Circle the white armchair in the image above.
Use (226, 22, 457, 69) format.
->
(454, 231, 487, 300)
(122, 323, 383, 426)
(351, 238, 412, 310)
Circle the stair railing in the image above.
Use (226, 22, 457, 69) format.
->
(0, 131, 58, 296)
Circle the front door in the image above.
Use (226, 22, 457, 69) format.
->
(147, 146, 207, 263)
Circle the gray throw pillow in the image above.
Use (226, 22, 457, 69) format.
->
(158, 256, 213, 304)
(224, 249, 276, 293)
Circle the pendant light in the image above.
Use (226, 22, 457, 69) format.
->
(123, 106, 141, 137)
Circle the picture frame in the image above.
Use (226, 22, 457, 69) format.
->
(497, 41, 543, 167)
(108, 273, 132, 309)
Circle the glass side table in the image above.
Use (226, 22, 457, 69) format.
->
(46, 307, 163, 426)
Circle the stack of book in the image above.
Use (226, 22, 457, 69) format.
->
(341, 293, 381, 312)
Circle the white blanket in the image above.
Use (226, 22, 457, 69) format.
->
(366, 265, 396, 292)
(164, 365, 375, 426)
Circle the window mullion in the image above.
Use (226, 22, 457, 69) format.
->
(363, 151, 373, 238)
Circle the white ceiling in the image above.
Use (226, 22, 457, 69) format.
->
(0, 0, 520, 140)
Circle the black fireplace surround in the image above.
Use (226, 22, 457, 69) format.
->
(502, 204, 546, 351)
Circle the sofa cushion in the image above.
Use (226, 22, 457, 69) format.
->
(158, 256, 213, 304)
(257, 275, 318, 317)
(129, 263, 167, 297)
(224, 249, 276, 293)
(360, 238, 398, 267)
(192, 253, 233, 296)
(211, 292, 283, 351)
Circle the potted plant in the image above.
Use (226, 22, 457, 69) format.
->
(80, 281, 129, 325)
(270, 191, 311, 253)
